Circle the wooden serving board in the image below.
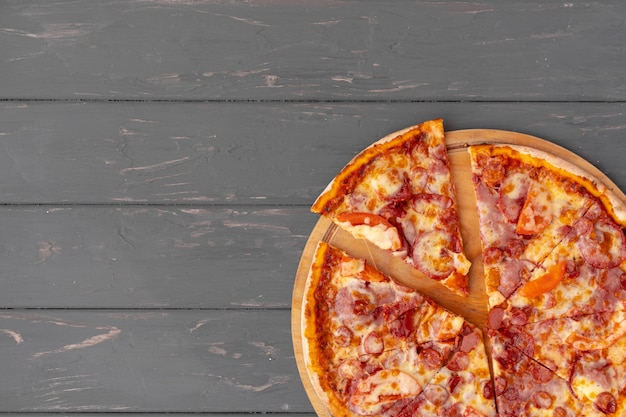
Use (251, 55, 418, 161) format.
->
(291, 129, 626, 417)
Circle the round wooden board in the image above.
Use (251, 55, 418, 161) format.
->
(291, 128, 626, 417)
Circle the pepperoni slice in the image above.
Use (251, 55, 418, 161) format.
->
(531, 391, 553, 409)
(482, 380, 495, 400)
(595, 392, 617, 414)
(419, 347, 444, 370)
(362, 331, 384, 355)
(577, 219, 626, 269)
(480, 154, 506, 188)
(515, 182, 553, 235)
(334, 326, 353, 347)
(493, 376, 507, 396)
(498, 173, 531, 223)
(530, 362, 553, 384)
(412, 230, 455, 279)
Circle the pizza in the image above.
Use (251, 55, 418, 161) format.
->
(488, 329, 607, 417)
(469, 144, 626, 318)
(301, 241, 495, 417)
(470, 143, 626, 415)
(311, 119, 471, 297)
(298, 119, 626, 416)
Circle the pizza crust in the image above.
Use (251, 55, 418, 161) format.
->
(312, 120, 443, 213)
(502, 143, 626, 227)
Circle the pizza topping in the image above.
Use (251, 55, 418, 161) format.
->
(424, 384, 449, 406)
(502, 386, 519, 401)
(482, 380, 495, 399)
(531, 391, 554, 409)
(487, 307, 505, 330)
(334, 326, 353, 347)
(595, 391, 617, 414)
(362, 331, 384, 355)
(350, 369, 422, 415)
(479, 154, 506, 188)
(563, 310, 626, 351)
(412, 230, 455, 278)
(577, 219, 626, 269)
(508, 308, 529, 326)
(446, 351, 470, 371)
(461, 406, 490, 417)
(518, 260, 567, 298)
(515, 182, 554, 235)
(412, 229, 470, 280)
(419, 347, 444, 370)
(336, 212, 403, 251)
(459, 331, 481, 353)
(531, 362, 553, 383)
(409, 167, 429, 195)
(448, 375, 463, 394)
(388, 308, 418, 339)
(494, 376, 507, 396)
(338, 359, 364, 379)
(553, 407, 568, 417)
(498, 173, 531, 223)
(402, 194, 457, 248)
(498, 259, 528, 298)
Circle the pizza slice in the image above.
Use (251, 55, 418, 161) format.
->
(499, 200, 626, 325)
(488, 310, 626, 414)
(397, 323, 496, 417)
(301, 242, 493, 416)
(469, 143, 624, 310)
(301, 242, 438, 416)
(488, 330, 605, 417)
(311, 119, 471, 296)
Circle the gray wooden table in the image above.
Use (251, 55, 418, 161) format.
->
(1, 1, 625, 416)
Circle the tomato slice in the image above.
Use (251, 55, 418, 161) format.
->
(336, 212, 402, 251)
(518, 260, 566, 298)
(515, 183, 553, 236)
(336, 212, 395, 229)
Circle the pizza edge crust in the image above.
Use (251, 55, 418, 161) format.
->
(497, 143, 626, 227)
(301, 241, 354, 417)
(311, 118, 444, 214)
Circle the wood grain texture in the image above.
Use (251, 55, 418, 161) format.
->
(1, 1, 625, 100)
(14, 415, 315, 417)
(0, 310, 311, 412)
(0, 101, 625, 204)
(0, 205, 315, 308)
(2, 0, 625, 415)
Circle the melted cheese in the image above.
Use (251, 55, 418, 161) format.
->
(338, 221, 402, 251)
(349, 369, 421, 415)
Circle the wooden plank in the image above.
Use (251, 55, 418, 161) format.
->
(0, 205, 315, 309)
(1, 1, 625, 100)
(0, 101, 625, 204)
(14, 415, 316, 417)
(0, 310, 312, 413)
